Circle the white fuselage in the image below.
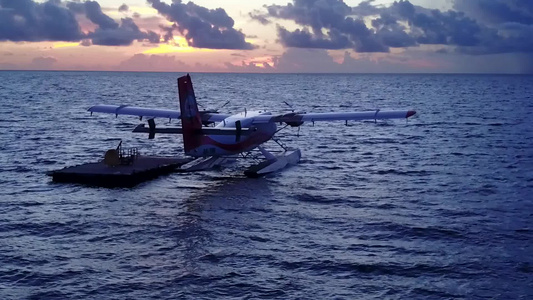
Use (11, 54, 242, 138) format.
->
(188, 111, 277, 157)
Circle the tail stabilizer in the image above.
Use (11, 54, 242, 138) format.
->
(178, 74, 203, 155)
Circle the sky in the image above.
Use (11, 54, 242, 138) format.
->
(0, 0, 532, 73)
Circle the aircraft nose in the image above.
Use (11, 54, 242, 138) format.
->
(406, 110, 416, 118)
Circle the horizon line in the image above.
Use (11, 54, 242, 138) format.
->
(0, 69, 531, 76)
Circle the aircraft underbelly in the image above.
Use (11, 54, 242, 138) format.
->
(190, 123, 276, 157)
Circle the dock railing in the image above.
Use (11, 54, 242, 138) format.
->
(116, 141, 139, 165)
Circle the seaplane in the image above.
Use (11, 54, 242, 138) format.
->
(89, 74, 416, 177)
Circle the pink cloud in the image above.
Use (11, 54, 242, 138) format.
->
(117, 53, 187, 72)
(31, 56, 58, 69)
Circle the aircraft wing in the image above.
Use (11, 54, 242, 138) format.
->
(88, 104, 230, 122)
(251, 110, 416, 124)
(88, 105, 181, 119)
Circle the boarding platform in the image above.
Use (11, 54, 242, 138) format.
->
(49, 142, 191, 187)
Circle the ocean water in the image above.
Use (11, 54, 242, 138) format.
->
(0, 71, 532, 299)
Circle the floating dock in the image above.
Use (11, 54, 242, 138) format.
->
(49, 155, 191, 187)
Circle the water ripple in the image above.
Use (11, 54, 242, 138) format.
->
(0, 72, 532, 299)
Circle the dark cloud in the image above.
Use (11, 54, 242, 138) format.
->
(0, 0, 83, 42)
(84, 1, 118, 30)
(459, 24, 533, 55)
(408, 10, 482, 46)
(147, 0, 254, 50)
(259, 0, 533, 59)
(89, 17, 160, 46)
(375, 27, 416, 48)
(277, 26, 351, 49)
(69, 1, 160, 46)
(265, 0, 389, 52)
(454, 0, 533, 25)
(159, 24, 178, 42)
(249, 11, 271, 25)
(448, 0, 533, 55)
(379, 2, 493, 48)
(265, 0, 391, 52)
(267, 0, 351, 36)
(352, 0, 381, 17)
(389, 0, 416, 19)
(186, 2, 234, 28)
(118, 4, 129, 13)
(0, 0, 160, 46)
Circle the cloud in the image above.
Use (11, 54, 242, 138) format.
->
(450, 0, 533, 55)
(454, 0, 533, 25)
(266, 48, 373, 73)
(31, 56, 58, 69)
(147, 0, 255, 50)
(117, 53, 188, 72)
(264, 0, 390, 53)
(273, 48, 340, 72)
(249, 11, 271, 25)
(0, 0, 83, 42)
(270, 48, 452, 73)
(459, 23, 533, 55)
(381, 2, 483, 47)
(351, 0, 381, 17)
(83, 1, 119, 30)
(80, 39, 92, 46)
(374, 27, 416, 48)
(258, 0, 533, 59)
(118, 4, 129, 13)
(88, 17, 160, 46)
(277, 26, 351, 49)
(0, 0, 160, 46)
(113, 48, 448, 73)
(224, 61, 269, 72)
(69, 1, 160, 46)
(266, 0, 352, 36)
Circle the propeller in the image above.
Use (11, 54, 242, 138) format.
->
(217, 100, 230, 111)
(198, 100, 230, 113)
(199, 100, 231, 126)
(283, 101, 295, 112)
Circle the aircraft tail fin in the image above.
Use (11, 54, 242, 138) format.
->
(178, 74, 203, 155)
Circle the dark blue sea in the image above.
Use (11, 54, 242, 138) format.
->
(0, 71, 532, 299)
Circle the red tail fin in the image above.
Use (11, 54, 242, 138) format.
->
(178, 74, 202, 155)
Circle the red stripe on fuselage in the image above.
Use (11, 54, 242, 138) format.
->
(199, 131, 273, 154)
